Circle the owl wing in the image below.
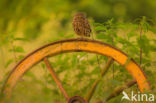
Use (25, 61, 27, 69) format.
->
(84, 19, 91, 37)
(85, 19, 91, 32)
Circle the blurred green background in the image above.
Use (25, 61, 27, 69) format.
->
(0, 0, 156, 41)
(0, 0, 156, 103)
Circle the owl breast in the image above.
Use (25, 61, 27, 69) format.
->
(72, 14, 91, 37)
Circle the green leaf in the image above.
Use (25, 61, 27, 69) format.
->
(42, 87, 51, 94)
(109, 79, 121, 86)
(96, 33, 112, 40)
(17, 55, 25, 60)
(116, 23, 128, 29)
(95, 26, 107, 31)
(14, 37, 29, 41)
(116, 37, 131, 46)
(41, 63, 46, 69)
(137, 35, 150, 55)
(71, 56, 77, 67)
(127, 32, 137, 39)
(9, 46, 25, 53)
(58, 33, 64, 37)
(5, 59, 13, 68)
(144, 63, 151, 67)
(25, 71, 36, 79)
(148, 26, 156, 34)
(91, 67, 100, 74)
(142, 58, 151, 64)
(150, 45, 156, 51)
(94, 23, 104, 26)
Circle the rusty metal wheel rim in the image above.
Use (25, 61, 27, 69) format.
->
(0, 38, 151, 103)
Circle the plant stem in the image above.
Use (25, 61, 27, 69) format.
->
(139, 25, 142, 65)
(10, 40, 17, 62)
(105, 79, 136, 102)
(85, 57, 114, 102)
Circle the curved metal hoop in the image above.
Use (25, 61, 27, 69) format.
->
(0, 38, 150, 102)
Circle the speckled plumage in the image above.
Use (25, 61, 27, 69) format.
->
(72, 12, 91, 37)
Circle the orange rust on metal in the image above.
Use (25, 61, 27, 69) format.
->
(125, 59, 150, 92)
(0, 38, 150, 102)
(43, 57, 69, 100)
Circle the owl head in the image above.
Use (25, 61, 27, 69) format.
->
(74, 12, 86, 18)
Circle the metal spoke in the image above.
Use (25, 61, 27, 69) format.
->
(43, 57, 69, 101)
(85, 57, 114, 102)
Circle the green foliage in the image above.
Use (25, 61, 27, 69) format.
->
(0, 17, 155, 103)
(5, 59, 13, 68)
(0, 1, 156, 102)
(9, 46, 25, 53)
(93, 18, 156, 102)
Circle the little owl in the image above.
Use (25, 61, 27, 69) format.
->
(72, 12, 91, 38)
